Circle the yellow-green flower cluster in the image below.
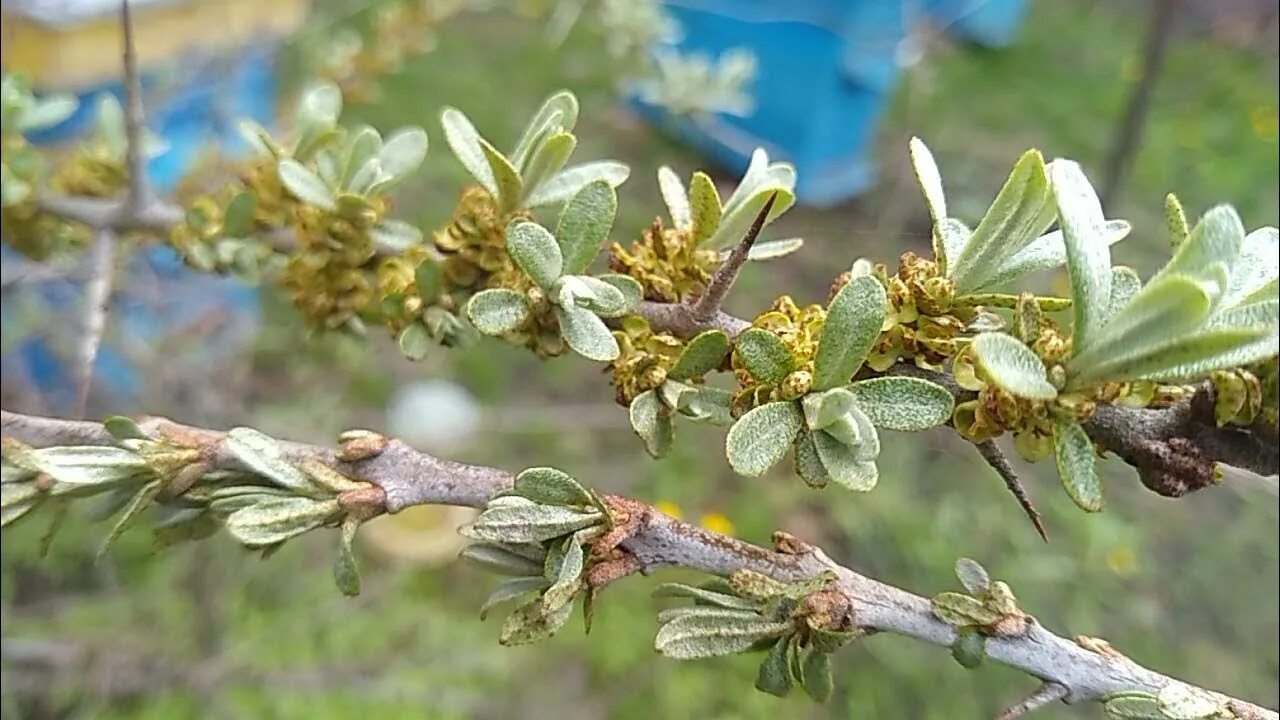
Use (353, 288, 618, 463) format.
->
(609, 316, 686, 405)
(433, 185, 531, 292)
(731, 295, 825, 417)
(608, 216, 720, 303)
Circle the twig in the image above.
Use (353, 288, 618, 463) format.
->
(975, 439, 1048, 542)
(2, 409, 1275, 719)
(690, 192, 776, 321)
(120, 0, 152, 212)
(993, 681, 1069, 719)
(73, 229, 117, 418)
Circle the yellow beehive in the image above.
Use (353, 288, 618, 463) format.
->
(1, 0, 310, 90)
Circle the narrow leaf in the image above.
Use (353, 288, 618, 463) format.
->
(480, 577, 551, 620)
(277, 159, 335, 210)
(440, 107, 497, 195)
(225, 497, 339, 546)
(1053, 421, 1102, 512)
(814, 275, 887, 390)
(510, 90, 578, 169)
(909, 137, 947, 223)
(800, 649, 833, 702)
(658, 166, 691, 229)
(334, 516, 361, 596)
(526, 161, 630, 208)
(630, 390, 673, 458)
(688, 171, 722, 245)
(463, 504, 602, 543)
(461, 543, 546, 577)
(954, 558, 990, 594)
(225, 428, 320, 496)
(950, 150, 1054, 294)
(520, 131, 576, 205)
(98, 480, 162, 556)
(655, 614, 792, 659)
(1052, 161, 1112, 355)
(480, 138, 523, 213)
(377, 127, 428, 184)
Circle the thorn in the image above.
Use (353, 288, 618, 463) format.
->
(975, 440, 1048, 542)
(120, 0, 152, 212)
(993, 681, 1069, 720)
(690, 192, 777, 321)
(74, 229, 117, 418)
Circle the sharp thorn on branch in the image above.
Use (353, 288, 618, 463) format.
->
(993, 681, 1069, 720)
(975, 440, 1049, 542)
(120, 0, 153, 212)
(74, 229, 118, 419)
(690, 191, 777, 321)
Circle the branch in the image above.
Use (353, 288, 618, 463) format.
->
(974, 439, 1047, 542)
(689, 192, 775, 321)
(73, 228, 117, 417)
(3, 409, 1274, 718)
(120, 0, 152, 212)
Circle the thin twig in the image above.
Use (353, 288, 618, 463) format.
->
(975, 439, 1048, 542)
(690, 192, 777, 321)
(120, 0, 152, 212)
(994, 681, 1069, 720)
(73, 229, 117, 418)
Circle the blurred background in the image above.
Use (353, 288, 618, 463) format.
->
(1, 0, 1277, 717)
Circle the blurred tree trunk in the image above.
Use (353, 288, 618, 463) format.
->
(1101, 0, 1180, 206)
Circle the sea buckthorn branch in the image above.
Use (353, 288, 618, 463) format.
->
(1, 409, 1274, 719)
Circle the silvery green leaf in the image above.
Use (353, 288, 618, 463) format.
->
(555, 180, 616, 275)
(801, 387, 856, 431)
(370, 220, 422, 251)
(950, 149, 1054, 294)
(629, 390, 672, 458)
(1104, 693, 1165, 720)
(376, 127, 429, 185)
(794, 428, 829, 488)
(1066, 275, 1217, 386)
(510, 90, 578, 169)
(440, 107, 497, 195)
(935, 218, 973, 272)
(499, 594, 574, 645)
(1, 481, 41, 509)
(971, 333, 1058, 400)
(595, 274, 643, 314)
(707, 185, 795, 251)
(688, 171, 722, 245)
(225, 497, 339, 546)
(755, 636, 794, 697)
(1, 498, 39, 527)
(17, 93, 76, 131)
(681, 387, 734, 425)
(103, 415, 148, 441)
(1054, 421, 1102, 512)
(277, 159, 335, 210)
(976, 219, 1131, 292)
(542, 535, 584, 613)
(35, 446, 149, 487)
(506, 221, 563, 288)
(513, 467, 594, 507)
(520, 132, 576, 205)
(1223, 226, 1278, 307)
(669, 330, 731, 381)
(480, 576, 551, 620)
(813, 430, 879, 491)
(225, 427, 321, 496)
(658, 380, 698, 412)
(658, 166, 691, 229)
(1088, 326, 1275, 384)
(556, 305, 620, 361)
(909, 137, 947, 225)
(341, 126, 382, 185)
(222, 191, 257, 238)
(95, 95, 126, 160)
(299, 80, 342, 125)
(415, 258, 443, 301)
(846, 376, 955, 430)
(1154, 205, 1244, 302)
(525, 161, 630, 208)
(722, 149, 796, 217)
(462, 503, 602, 543)
(568, 276, 627, 316)
(1052, 161, 1112, 355)
(725, 401, 803, 477)
(98, 479, 162, 556)
(1209, 299, 1278, 330)
(734, 328, 795, 383)
(1106, 266, 1143, 322)
(652, 583, 761, 609)
(346, 157, 381, 194)
(656, 606, 762, 624)
(334, 516, 361, 596)
(954, 558, 991, 595)
(397, 322, 431, 361)
(800, 648, 833, 702)
(467, 289, 531, 336)
(950, 628, 987, 669)
(1165, 193, 1191, 248)
(237, 119, 275, 156)
(742, 238, 804, 261)
(1156, 685, 1228, 720)
(152, 509, 219, 549)
(461, 543, 547, 576)
(931, 591, 1001, 627)
(655, 613, 792, 659)
(814, 275, 887, 391)
(479, 138, 523, 213)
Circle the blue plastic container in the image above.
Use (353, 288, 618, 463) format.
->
(2, 47, 275, 410)
(636, 0, 1026, 206)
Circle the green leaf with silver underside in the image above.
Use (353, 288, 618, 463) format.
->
(800, 648, 834, 702)
(688, 171, 722, 245)
(559, 275, 627, 316)
(510, 90, 578, 170)
(525, 161, 630, 208)
(500, 593, 575, 645)
(277, 159, 335, 210)
(812, 429, 879, 491)
(226, 427, 323, 496)
(909, 137, 947, 225)
(973, 219, 1132, 293)
(1105, 266, 1143, 323)
(725, 401, 803, 477)
(480, 577, 552, 620)
(506, 220, 563, 288)
(98, 479, 163, 556)
(467, 289, 531, 336)
(222, 191, 258, 238)
(334, 516, 361, 596)
(813, 275, 887, 391)
(652, 583, 761, 610)
(520, 131, 576, 205)
(369, 219, 422, 251)
(655, 612, 792, 659)
(630, 390, 673, 457)
(1152, 205, 1244, 305)
(954, 558, 991, 595)
(595, 274, 643, 315)
(845, 376, 955, 430)
(1083, 326, 1276, 385)
(734, 328, 795, 383)
(802, 388, 857, 431)
(934, 218, 973, 272)
(513, 467, 594, 507)
(1053, 160, 1113, 355)
(658, 166, 691, 229)
(479, 137, 523, 213)
(793, 428, 829, 488)
(722, 149, 796, 219)
(1223, 226, 1278, 308)
(461, 543, 547, 577)
(971, 333, 1058, 400)
(225, 496, 340, 547)
(669, 330, 731, 381)
(555, 180, 616, 275)
(1054, 420, 1102, 512)
(440, 107, 497, 195)
(556, 304, 619, 361)
(28, 446, 150, 489)
(755, 636, 794, 697)
(376, 127, 428, 186)
(462, 503, 603, 543)
(679, 387, 734, 425)
(949, 149, 1054, 294)
(542, 535, 584, 613)
(741, 237, 804, 261)
(708, 184, 795, 251)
